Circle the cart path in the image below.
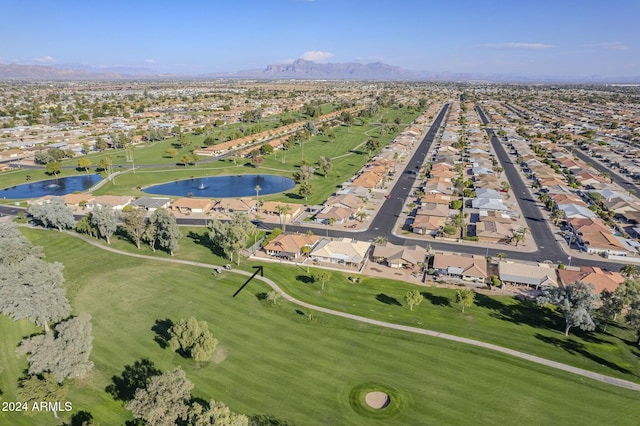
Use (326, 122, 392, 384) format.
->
(67, 231, 640, 392)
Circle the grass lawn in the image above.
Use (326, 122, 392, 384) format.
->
(259, 262, 640, 383)
(65, 225, 640, 383)
(1, 228, 639, 425)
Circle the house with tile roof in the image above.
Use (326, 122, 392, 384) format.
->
(263, 233, 320, 260)
(558, 266, 625, 294)
(433, 253, 488, 283)
(498, 262, 558, 288)
(171, 198, 213, 214)
(310, 238, 371, 269)
(372, 244, 428, 269)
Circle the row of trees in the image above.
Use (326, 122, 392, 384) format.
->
(537, 276, 640, 340)
(208, 213, 258, 265)
(0, 223, 94, 419)
(404, 288, 475, 313)
(28, 198, 182, 255)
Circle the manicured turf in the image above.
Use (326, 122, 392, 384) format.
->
(260, 262, 640, 383)
(70, 225, 640, 383)
(1, 228, 639, 425)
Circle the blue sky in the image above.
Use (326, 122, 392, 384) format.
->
(2, 0, 638, 78)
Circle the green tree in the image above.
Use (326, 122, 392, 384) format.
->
(625, 301, 640, 346)
(266, 291, 281, 306)
(405, 290, 424, 311)
(94, 137, 107, 151)
(45, 161, 61, 177)
(620, 264, 638, 278)
(121, 208, 147, 249)
(550, 209, 565, 225)
(0, 234, 70, 334)
(537, 281, 598, 336)
(274, 204, 292, 232)
(208, 213, 256, 265)
(17, 313, 94, 383)
(599, 289, 624, 331)
(27, 197, 76, 232)
(450, 212, 466, 238)
(319, 156, 332, 178)
(17, 373, 68, 419)
(312, 270, 331, 290)
(188, 399, 249, 426)
(365, 138, 380, 156)
(75, 215, 98, 238)
(456, 288, 475, 313)
(374, 236, 388, 245)
(0, 223, 43, 265)
(165, 148, 178, 157)
(126, 368, 193, 426)
(90, 205, 119, 244)
(144, 209, 182, 255)
(168, 317, 219, 362)
(298, 181, 313, 201)
(78, 157, 92, 172)
(356, 211, 368, 222)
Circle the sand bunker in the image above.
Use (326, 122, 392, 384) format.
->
(365, 391, 390, 409)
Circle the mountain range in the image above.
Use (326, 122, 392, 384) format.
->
(0, 60, 638, 84)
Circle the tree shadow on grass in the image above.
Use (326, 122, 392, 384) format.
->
(249, 414, 294, 426)
(256, 292, 268, 301)
(376, 293, 402, 306)
(535, 333, 634, 376)
(296, 275, 314, 284)
(187, 230, 226, 258)
(473, 293, 506, 311)
(151, 318, 173, 349)
(422, 291, 450, 307)
(489, 299, 563, 332)
(285, 192, 304, 200)
(106, 358, 162, 401)
(60, 411, 94, 426)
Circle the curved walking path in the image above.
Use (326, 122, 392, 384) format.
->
(65, 230, 640, 392)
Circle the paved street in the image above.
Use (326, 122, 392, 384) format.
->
(2, 102, 633, 272)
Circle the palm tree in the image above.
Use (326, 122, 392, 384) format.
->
(550, 209, 564, 225)
(374, 236, 388, 245)
(450, 212, 466, 238)
(356, 211, 368, 222)
(254, 185, 261, 206)
(620, 264, 638, 278)
(274, 204, 291, 232)
(497, 252, 508, 262)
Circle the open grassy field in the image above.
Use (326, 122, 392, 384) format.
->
(1, 228, 639, 425)
(69, 225, 640, 383)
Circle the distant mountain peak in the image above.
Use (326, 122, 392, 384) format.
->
(256, 59, 414, 80)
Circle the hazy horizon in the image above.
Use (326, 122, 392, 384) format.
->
(3, 0, 639, 79)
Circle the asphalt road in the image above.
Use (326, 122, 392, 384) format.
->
(476, 110, 560, 254)
(572, 149, 639, 193)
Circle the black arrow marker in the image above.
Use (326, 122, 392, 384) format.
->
(232, 266, 264, 297)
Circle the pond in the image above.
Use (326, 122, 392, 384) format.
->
(142, 174, 296, 198)
(0, 174, 103, 199)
